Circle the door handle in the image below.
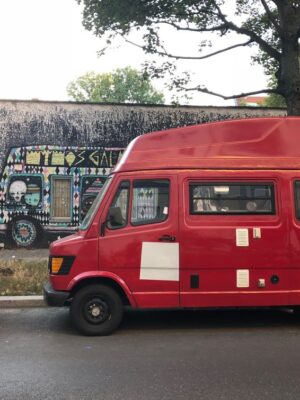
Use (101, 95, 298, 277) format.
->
(159, 235, 176, 242)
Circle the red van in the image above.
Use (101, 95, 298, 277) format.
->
(44, 117, 300, 335)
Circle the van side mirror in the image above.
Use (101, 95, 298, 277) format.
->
(100, 207, 124, 237)
(108, 207, 124, 226)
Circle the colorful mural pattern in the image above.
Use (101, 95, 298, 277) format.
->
(7, 175, 42, 209)
(0, 145, 124, 228)
(81, 176, 106, 217)
(12, 219, 37, 247)
(25, 148, 120, 168)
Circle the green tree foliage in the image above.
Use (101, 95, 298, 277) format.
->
(76, 0, 300, 115)
(264, 93, 286, 108)
(264, 73, 286, 108)
(67, 67, 164, 104)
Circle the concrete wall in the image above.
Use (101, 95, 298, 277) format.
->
(0, 99, 286, 170)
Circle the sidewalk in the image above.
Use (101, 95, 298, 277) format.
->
(0, 248, 49, 260)
(0, 248, 48, 308)
(0, 295, 45, 307)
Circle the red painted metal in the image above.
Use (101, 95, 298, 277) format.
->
(49, 117, 300, 310)
(115, 117, 300, 171)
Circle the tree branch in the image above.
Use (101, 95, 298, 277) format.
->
(260, 0, 281, 34)
(123, 36, 253, 60)
(158, 20, 228, 33)
(212, 0, 281, 61)
(181, 86, 279, 100)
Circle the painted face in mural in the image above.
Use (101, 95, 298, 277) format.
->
(9, 180, 27, 203)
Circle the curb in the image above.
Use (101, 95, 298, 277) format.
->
(0, 295, 45, 308)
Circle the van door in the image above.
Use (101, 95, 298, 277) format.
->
(179, 172, 290, 308)
(289, 177, 300, 306)
(99, 174, 179, 308)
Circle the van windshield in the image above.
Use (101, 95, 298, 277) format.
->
(79, 176, 112, 230)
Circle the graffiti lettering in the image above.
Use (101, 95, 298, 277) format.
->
(100, 151, 110, 167)
(26, 151, 41, 165)
(24, 148, 123, 168)
(51, 152, 65, 165)
(89, 151, 99, 166)
(41, 150, 51, 166)
(65, 152, 76, 166)
(74, 151, 86, 166)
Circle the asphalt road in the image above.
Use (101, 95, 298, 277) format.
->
(1, 307, 300, 400)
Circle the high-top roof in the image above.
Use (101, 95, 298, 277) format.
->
(115, 117, 300, 172)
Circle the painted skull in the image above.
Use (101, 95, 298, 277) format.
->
(9, 180, 27, 203)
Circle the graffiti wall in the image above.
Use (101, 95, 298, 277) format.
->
(0, 145, 123, 246)
(0, 100, 286, 171)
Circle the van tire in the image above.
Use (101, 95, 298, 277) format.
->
(70, 284, 124, 336)
(7, 216, 43, 248)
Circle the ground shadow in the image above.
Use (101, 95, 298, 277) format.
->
(119, 307, 300, 333)
(2, 307, 298, 337)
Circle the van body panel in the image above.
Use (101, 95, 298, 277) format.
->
(49, 233, 98, 292)
(115, 118, 300, 172)
(66, 270, 137, 307)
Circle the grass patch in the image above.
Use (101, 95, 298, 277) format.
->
(0, 259, 48, 295)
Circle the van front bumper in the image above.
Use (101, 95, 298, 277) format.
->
(43, 281, 70, 307)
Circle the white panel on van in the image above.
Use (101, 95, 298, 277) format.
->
(236, 269, 250, 288)
(140, 242, 179, 281)
(236, 229, 249, 246)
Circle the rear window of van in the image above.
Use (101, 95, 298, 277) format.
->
(190, 182, 275, 215)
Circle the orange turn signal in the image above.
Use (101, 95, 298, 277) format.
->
(51, 257, 64, 274)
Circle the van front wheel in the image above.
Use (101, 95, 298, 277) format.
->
(70, 284, 123, 336)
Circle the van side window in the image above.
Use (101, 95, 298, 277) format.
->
(107, 181, 130, 229)
(190, 183, 275, 215)
(131, 180, 169, 225)
(294, 181, 300, 219)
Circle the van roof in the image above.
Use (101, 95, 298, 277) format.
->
(114, 117, 300, 172)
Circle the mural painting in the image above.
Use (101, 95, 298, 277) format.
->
(0, 145, 124, 247)
(0, 100, 286, 248)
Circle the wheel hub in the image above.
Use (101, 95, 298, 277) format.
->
(90, 304, 101, 317)
(84, 298, 110, 324)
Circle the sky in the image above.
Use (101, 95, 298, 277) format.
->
(0, 0, 268, 106)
